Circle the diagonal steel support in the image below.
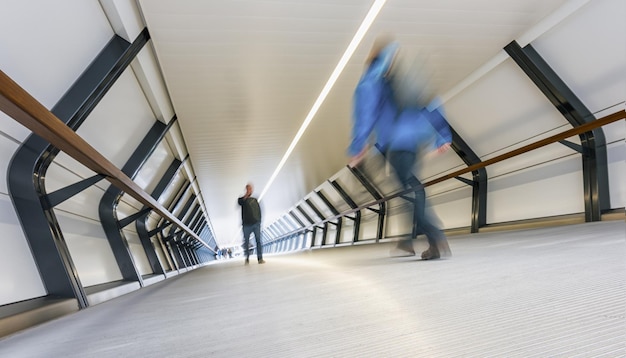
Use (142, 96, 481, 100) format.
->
(559, 140, 584, 154)
(348, 166, 386, 242)
(316, 190, 343, 245)
(148, 222, 173, 237)
(45, 174, 106, 208)
(304, 198, 329, 245)
(119, 207, 152, 228)
(450, 128, 487, 232)
(5, 29, 151, 308)
(329, 180, 361, 243)
(454, 177, 474, 186)
(505, 40, 610, 221)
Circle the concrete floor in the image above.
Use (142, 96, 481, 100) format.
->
(0, 221, 624, 357)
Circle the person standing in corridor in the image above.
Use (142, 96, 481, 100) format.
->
(238, 183, 265, 265)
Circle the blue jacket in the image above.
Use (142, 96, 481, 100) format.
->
(349, 43, 452, 156)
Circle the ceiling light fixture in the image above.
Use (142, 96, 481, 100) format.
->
(258, 0, 388, 201)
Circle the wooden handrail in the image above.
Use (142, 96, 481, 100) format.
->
(424, 109, 625, 187)
(4, 67, 622, 246)
(372, 109, 624, 215)
(0, 70, 213, 252)
(272, 109, 625, 241)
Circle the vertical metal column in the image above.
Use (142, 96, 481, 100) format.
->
(305, 199, 330, 246)
(163, 236, 180, 271)
(348, 166, 386, 242)
(330, 180, 361, 243)
(505, 40, 610, 221)
(170, 235, 186, 269)
(7, 29, 150, 308)
(289, 211, 311, 248)
(297, 205, 321, 246)
(99, 119, 173, 286)
(164, 182, 192, 238)
(315, 190, 343, 245)
(450, 128, 487, 232)
(136, 158, 183, 274)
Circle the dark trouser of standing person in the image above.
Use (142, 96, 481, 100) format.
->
(387, 150, 451, 259)
(243, 222, 264, 264)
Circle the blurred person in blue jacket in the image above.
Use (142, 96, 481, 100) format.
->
(348, 37, 452, 260)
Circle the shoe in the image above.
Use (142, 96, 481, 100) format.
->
(421, 246, 440, 260)
(390, 239, 415, 257)
(245, 258, 249, 265)
(258, 259, 266, 264)
(437, 239, 452, 258)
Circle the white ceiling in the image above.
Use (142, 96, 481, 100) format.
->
(136, 0, 571, 247)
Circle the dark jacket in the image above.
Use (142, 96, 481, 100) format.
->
(238, 196, 261, 225)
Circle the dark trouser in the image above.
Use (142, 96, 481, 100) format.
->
(242, 222, 263, 261)
(387, 150, 446, 248)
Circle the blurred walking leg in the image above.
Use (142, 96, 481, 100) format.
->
(242, 225, 252, 264)
(387, 151, 451, 259)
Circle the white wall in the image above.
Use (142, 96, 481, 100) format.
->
(55, 211, 124, 287)
(0, 0, 114, 305)
(271, 0, 625, 246)
(532, 0, 626, 210)
(1, 116, 47, 304)
(0, 0, 622, 308)
(47, 66, 159, 286)
(0, 0, 198, 306)
(434, 0, 625, 225)
(0, 194, 47, 304)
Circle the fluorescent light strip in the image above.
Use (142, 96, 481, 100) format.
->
(259, 0, 387, 201)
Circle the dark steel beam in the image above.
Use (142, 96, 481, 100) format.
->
(316, 190, 343, 245)
(266, 224, 278, 238)
(195, 219, 207, 236)
(3, 30, 149, 308)
(264, 111, 624, 243)
(178, 196, 197, 224)
(450, 128, 488, 232)
(296, 205, 315, 225)
(289, 211, 306, 227)
(99, 119, 174, 285)
(348, 166, 386, 242)
(297, 205, 325, 245)
(45, 174, 106, 208)
(505, 40, 610, 221)
(276, 218, 292, 232)
(137, 159, 183, 234)
(148, 222, 173, 237)
(118, 207, 152, 228)
(136, 158, 183, 273)
(304, 199, 329, 245)
(283, 215, 301, 232)
(454, 177, 474, 186)
(0, 72, 214, 249)
(304, 198, 325, 222)
(559, 140, 584, 154)
(55, 29, 151, 129)
(423, 111, 623, 187)
(170, 240, 185, 269)
(188, 208, 204, 235)
(330, 180, 360, 243)
(164, 181, 191, 237)
(270, 221, 285, 236)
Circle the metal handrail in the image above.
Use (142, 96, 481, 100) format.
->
(0, 70, 214, 252)
(267, 109, 625, 243)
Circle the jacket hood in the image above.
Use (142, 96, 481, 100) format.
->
(364, 42, 399, 80)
